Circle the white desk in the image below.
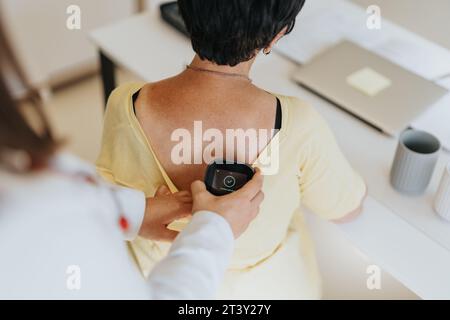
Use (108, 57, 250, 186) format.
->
(91, 11, 450, 299)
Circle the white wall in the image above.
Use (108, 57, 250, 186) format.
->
(0, 0, 137, 92)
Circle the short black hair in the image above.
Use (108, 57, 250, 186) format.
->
(178, 0, 306, 66)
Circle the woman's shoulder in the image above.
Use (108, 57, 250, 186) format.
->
(109, 82, 145, 100)
(98, 82, 160, 193)
(100, 82, 145, 132)
(105, 82, 145, 113)
(275, 94, 329, 134)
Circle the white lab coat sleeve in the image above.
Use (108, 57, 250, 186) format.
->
(147, 211, 234, 300)
(113, 187, 146, 241)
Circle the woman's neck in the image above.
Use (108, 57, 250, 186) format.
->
(188, 55, 254, 78)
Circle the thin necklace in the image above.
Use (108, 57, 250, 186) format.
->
(186, 65, 252, 83)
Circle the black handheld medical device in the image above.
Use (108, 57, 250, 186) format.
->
(205, 160, 255, 196)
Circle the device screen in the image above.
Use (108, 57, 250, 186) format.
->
(211, 169, 249, 193)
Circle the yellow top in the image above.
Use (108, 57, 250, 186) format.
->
(96, 83, 366, 297)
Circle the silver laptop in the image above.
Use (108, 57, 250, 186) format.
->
(293, 41, 448, 136)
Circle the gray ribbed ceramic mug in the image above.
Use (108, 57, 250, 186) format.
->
(390, 129, 441, 196)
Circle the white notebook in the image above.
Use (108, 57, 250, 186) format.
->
(412, 86, 450, 152)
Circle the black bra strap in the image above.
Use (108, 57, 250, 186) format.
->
(132, 90, 140, 115)
(275, 98, 282, 131)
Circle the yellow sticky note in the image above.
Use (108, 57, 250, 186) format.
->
(347, 67, 392, 97)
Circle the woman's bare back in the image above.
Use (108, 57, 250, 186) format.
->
(134, 71, 279, 191)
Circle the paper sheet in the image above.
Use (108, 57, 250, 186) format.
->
(412, 92, 450, 151)
(276, 0, 450, 81)
(437, 77, 450, 91)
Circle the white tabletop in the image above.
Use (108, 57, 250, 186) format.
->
(91, 11, 450, 299)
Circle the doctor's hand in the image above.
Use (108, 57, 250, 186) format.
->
(191, 169, 264, 239)
(140, 186, 192, 242)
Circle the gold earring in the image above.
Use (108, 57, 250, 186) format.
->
(264, 48, 272, 55)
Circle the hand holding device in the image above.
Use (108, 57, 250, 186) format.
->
(191, 168, 264, 239)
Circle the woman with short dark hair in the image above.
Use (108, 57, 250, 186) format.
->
(98, 0, 366, 299)
(179, 0, 300, 66)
